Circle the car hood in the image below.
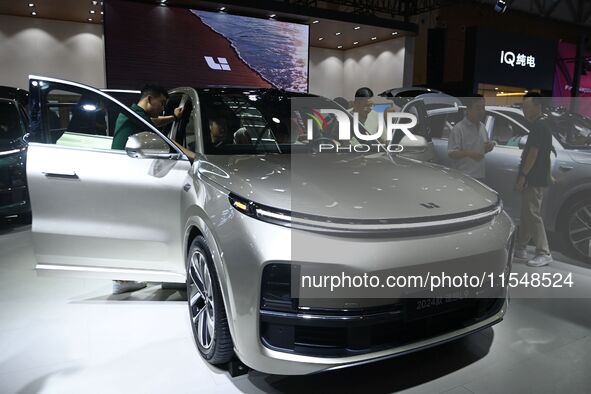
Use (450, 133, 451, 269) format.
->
(567, 150, 591, 165)
(198, 153, 498, 220)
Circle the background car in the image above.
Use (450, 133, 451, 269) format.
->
(430, 104, 591, 263)
(0, 86, 30, 223)
(27, 76, 514, 375)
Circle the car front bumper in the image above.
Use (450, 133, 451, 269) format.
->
(204, 193, 514, 375)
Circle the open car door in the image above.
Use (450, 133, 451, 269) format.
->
(27, 76, 191, 283)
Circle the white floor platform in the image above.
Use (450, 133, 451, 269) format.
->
(1, 226, 590, 394)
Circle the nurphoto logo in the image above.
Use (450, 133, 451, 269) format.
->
(305, 108, 418, 153)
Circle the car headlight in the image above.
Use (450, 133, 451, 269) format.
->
(229, 193, 292, 227)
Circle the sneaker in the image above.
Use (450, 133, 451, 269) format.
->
(514, 248, 529, 259)
(112, 280, 147, 295)
(526, 254, 552, 267)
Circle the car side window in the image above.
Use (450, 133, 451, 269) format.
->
(428, 113, 447, 139)
(0, 101, 25, 141)
(490, 114, 526, 147)
(38, 83, 164, 152)
(430, 110, 463, 140)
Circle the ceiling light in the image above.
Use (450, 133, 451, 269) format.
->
(100, 11, 103, 15)
(92, 0, 98, 4)
(312, 20, 319, 24)
(269, 14, 276, 18)
(318, 37, 323, 41)
(353, 41, 358, 45)
(354, 26, 360, 30)
(219, 6, 226, 11)
(335, 32, 341, 35)
(524, 90, 529, 93)
(28, 3, 34, 7)
(31, 11, 36, 16)
(90, 10, 95, 14)
(494, 87, 499, 90)
(337, 45, 343, 49)
(371, 36, 377, 40)
(88, 18, 93, 21)
(392, 32, 398, 35)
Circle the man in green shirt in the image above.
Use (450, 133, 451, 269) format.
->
(111, 84, 184, 295)
(111, 84, 183, 150)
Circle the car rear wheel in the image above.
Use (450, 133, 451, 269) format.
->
(562, 197, 591, 264)
(186, 236, 234, 364)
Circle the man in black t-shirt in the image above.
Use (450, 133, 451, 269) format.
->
(514, 93, 553, 267)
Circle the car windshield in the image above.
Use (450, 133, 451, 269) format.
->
(199, 90, 380, 155)
(0, 101, 25, 149)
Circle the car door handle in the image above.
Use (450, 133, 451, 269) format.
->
(42, 171, 79, 180)
(559, 165, 573, 172)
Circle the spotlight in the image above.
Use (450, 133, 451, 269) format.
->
(28, 3, 34, 6)
(318, 37, 324, 41)
(494, 0, 508, 13)
(353, 41, 358, 45)
(312, 20, 319, 24)
(269, 14, 276, 18)
(371, 36, 377, 40)
(354, 26, 360, 30)
(337, 45, 342, 49)
(219, 6, 226, 11)
(335, 32, 341, 35)
(31, 11, 37, 15)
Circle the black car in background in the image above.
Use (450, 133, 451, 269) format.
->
(0, 87, 30, 222)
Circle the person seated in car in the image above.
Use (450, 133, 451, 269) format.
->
(209, 117, 230, 147)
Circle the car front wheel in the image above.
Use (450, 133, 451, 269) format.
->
(562, 197, 591, 264)
(186, 236, 234, 364)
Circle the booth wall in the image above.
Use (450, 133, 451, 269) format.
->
(0, 15, 105, 90)
(343, 38, 406, 98)
(309, 38, 407, 99)
(309, 47, 345, 99)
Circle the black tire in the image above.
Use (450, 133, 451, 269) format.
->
(186, 236, 234, 364)
(560, 197, 591, 264)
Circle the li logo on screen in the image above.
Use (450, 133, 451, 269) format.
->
(205, 56, 231, 71)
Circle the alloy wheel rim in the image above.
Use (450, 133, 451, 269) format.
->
(188, 250, 215, 349)
(568, 204, 591, 258)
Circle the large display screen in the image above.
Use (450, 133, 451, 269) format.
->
(105, 0, 309, 92)
(472, 28, 556, 91)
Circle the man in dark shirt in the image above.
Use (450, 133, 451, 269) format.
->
(111, 84, 183, 150)
(514, 93, 553, 267)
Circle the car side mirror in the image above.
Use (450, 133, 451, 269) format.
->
(518, 135, 528, 149)
(125, 132, 179, 159)
(397, 135, 428, 154)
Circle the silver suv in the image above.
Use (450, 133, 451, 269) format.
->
(26, 76, 514, 375)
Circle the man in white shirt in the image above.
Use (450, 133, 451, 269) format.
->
(447, 95, 495, 180)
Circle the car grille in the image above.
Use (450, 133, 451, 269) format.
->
(260, 296, 504, 357)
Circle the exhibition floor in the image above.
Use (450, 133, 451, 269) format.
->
(1, 225, 590, 394)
